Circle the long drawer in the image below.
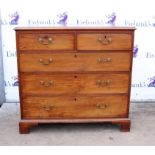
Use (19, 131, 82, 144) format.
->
(18, 33, 74, 51)
(77, 33, 132, 50)
(22, 95, 128, 119)
(20, 73, 129, 95)
(19, 52, 131, 72)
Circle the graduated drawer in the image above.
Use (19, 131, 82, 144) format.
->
(20, 73, 129, 95)
(77, 33, 132, 50)
(18, 33, 74, 51)
(19, 52, 131, 72)
(22, 95, 128, 119)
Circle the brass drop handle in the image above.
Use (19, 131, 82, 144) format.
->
(40, 80, 53, 87)
(42, 105, 55, 111)
(98, 35, 112, 45)
(97, 57, 112, 63)
(38, 36, 53, 45)
(96, 103, 109, 109)
(39, 58, 53, 65)
(96, 80, 110, 86)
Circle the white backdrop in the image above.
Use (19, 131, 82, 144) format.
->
(0, 0, 155, 102)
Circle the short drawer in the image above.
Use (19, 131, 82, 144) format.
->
(20, 73, 129, 95)
(19, 52, 131, 72)
(77, 33, 132, 50)
(22, 95, 128, 119)
(18, 33, 74, 50)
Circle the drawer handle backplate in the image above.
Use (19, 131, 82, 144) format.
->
(96, 103, 109, 109)
(39, 58, 53, 65)
(97, 57, 112, 63)
(38, 36, 53, 45)
(96, 80, 110, 86)
(42, 105, 55, 111)
(40, 80, 53, 87)
(98, 35, 112, 45)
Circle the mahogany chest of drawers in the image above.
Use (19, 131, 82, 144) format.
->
(15, 27, 135, 134)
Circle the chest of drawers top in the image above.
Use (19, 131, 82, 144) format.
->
(15, 27, 135, 51)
